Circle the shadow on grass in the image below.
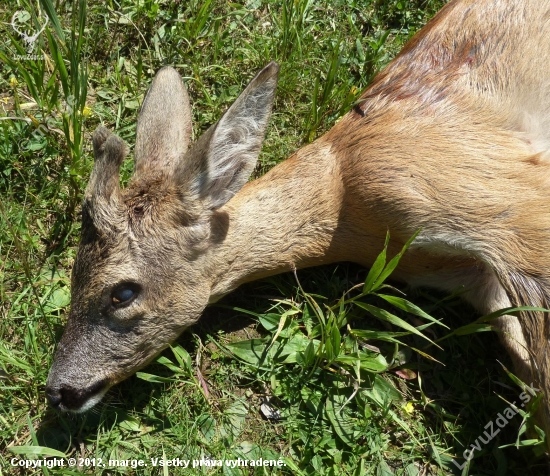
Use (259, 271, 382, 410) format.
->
(36, 263, 549, 474)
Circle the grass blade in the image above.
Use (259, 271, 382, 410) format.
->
(354, 302, 438, 347)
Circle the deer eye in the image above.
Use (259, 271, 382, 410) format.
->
(111, 284, 139, 307)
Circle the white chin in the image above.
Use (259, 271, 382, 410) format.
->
(71, 387, 109, 413)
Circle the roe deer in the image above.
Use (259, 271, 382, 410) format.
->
(47, 0, 550, 448)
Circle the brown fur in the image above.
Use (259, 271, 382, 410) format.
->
(47, 0, 550, 448)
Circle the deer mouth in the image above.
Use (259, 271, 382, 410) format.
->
(45, 378, 110, 413)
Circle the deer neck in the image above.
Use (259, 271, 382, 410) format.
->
(207, 139, 346, 302)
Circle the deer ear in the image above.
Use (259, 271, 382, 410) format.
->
(134, 67, 193, 178)
(190, 62, 279, 209)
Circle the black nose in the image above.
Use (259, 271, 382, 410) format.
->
(45, 379, 108, 412)
(45, 387, 62, 408)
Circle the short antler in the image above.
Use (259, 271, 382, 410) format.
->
(84, 126, 128, 232)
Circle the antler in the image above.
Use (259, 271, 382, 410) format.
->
(83, 126, 128, 234)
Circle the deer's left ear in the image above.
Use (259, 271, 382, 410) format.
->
(177, 62, 279, 210)
(134, 66, 193, 178)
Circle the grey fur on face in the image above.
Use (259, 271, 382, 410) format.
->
(46, 63, 279, 412)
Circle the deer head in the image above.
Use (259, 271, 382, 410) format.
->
(46, 63, 279, 411)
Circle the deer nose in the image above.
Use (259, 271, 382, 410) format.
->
(45, 384, 82, 411)
(45, 387, 62, 408)
(45, 379, 109, 412)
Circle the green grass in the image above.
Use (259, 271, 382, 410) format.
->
(0, 0, 548, 474)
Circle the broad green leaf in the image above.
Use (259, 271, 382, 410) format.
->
(224, 401, 248, 438)
(299, 340, 316, 367)
(279, 335, 319, 363)
(156, 356, 182, 373)
(500, 438, 543, 448)
(171, 344, 192, 372)
(355, 302, 436, 345)
(477, 305, 550, 323)
(234, 441, 262, 460)
(269, 308, 300, 347)
(119, 416, 145, 433)
(136, 372, 175, 383)
(351, 329, 409, 342)
(454, 323, 494, 335)
(302, 303, 315, 336)
(376, 294, 448, 328)
(438, 306, 550, 343)
(197, 414, 216, 442)
(39, 0, 65, 41)
(283, 458, 306, 475)
(258, 313, 284, 331)
(325, 396, 355, 447)
(336, 353, 388, 372)
(377, 460, 394, 476)
(324, 320, 341, 362)
(363, 232, 389, 293)
(225, 339, 267, 365)
(372, 230, 420, 291)
(363, 375, 402, 407)
(404, 463, 419, 476)
(354, 459, 367, 476)
(9, 446, 66, 458)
